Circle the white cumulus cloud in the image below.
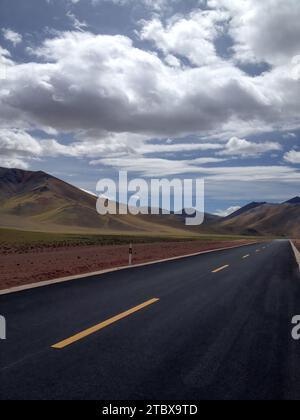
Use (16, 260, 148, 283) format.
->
(284, 150, 300, 164)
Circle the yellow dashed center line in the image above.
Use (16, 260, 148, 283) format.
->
(52, 298, 160, 349)
(212, 265, 229, 274)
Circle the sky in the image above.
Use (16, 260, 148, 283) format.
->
(0, 0, 300, 215)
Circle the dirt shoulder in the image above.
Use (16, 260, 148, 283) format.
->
(0, 239, 255, 291)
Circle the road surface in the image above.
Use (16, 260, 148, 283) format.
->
(1, 240, 300, 400)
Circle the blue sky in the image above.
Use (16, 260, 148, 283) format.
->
(0, 0, 300, 215)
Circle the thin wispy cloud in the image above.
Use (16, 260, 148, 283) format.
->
(2, 28, 22, 46)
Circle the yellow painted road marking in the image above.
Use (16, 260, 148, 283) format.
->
(212, 265, 229, 273)
(243, 254, 250, 259)
(52, 298, 160, 349)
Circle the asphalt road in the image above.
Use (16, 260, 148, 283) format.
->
(1, 240, 300, 400)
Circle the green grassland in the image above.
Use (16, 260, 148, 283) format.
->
(0, 227, 259, 252)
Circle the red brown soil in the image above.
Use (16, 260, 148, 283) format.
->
(0, 240, 254, 290)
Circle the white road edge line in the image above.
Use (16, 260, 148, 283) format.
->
(290, 240, 300, 272)
(0, 241, 263, 296)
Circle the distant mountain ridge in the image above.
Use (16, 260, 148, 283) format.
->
(219, 199, 300, 237)
(0, 167, 214, 235)
(284, 196, 300, 205)
(0, 167, 299, 237)
(225, 202, 267, 220)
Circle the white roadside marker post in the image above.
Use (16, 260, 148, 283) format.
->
(129, 243, 133, 266)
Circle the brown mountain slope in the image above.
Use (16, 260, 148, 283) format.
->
(225, 202, 266, 220)
(0, 167, 216, 236)
(219, 202, 300, 237)
(1, 168, 299, 237)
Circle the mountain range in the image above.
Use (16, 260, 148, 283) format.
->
(0, 167, 216, 236)
(0, 167, 299, 238)
(219, 200, 300, 237)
